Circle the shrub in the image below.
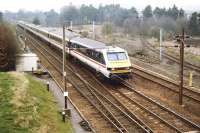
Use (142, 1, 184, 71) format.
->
(0, 22, 17, 71)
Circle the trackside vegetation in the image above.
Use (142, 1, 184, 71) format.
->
(0, 72, 73, 133)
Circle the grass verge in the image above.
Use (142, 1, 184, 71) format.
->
(0, 72, 73, 133)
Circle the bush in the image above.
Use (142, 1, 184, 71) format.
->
(80, 31, 89, 37)
(0, 12, 3, 22)
(33, 17, 40, 25)
(0, 22, 17, 71)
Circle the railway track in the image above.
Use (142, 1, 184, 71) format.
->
(22, 25, 200, 105)
(131, 64, 200, 104)
(141, 38, 200, 73)
(28, 38, 122, 133)
(20, 29, 151, 133)
(119, 78, 200, 132)
(72, 63, 200, 133)
(22, 32, 119, 133)
(18, 26, 200, 132)
(73, 65, 154, 132)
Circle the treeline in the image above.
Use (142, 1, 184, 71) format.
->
(189, 12, 200, 36)
(2, 4, 200, 37)
(0, 12, 17, 71)
(141, 5, 200, 38)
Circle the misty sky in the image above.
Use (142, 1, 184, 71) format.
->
(1, 0, 200, 12)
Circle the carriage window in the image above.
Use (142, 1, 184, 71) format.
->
(107, 52, 127, 61)
(99, 53, 105, 64)
(80, 46, 87, 54)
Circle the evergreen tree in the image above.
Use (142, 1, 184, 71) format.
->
(189, 12, 200, 35)
(33, 17, 40, 25)
(153, 7, 166, 18)
(0, 12, 3, 22)
(45, 9, 59, 26)
(60, 4, 79, 24)
(143, 5, 153, 18)
(128, 7, 138, 18)
(179, 8, 185, 18)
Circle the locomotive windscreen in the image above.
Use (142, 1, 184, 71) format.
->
(107, 52, 127, 61)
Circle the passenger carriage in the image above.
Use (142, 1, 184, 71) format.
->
(18, 22, 132, 79)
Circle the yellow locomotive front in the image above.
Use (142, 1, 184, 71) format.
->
(105, 47, 132, 78)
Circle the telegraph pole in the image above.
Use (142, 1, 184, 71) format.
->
(62, 24, 69, 120)
(179, 28, 185, 105)
(175, 28, 188, 105)
(159, 28, 163, 61)
(175, 28, 191, 105)
(63, 24, 66, 78)
(92, 21, 95, 39)
(70, 21, 73, 30)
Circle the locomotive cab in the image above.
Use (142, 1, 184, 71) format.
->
(103, 47, 132, 78)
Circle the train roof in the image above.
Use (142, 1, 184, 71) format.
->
(71, 37, 107, 49)
(18, 21, 126, 53)
(44, 28, 79, 40)
(70, 37, 126, 53)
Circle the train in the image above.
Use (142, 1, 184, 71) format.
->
(17, 22, 132, 79)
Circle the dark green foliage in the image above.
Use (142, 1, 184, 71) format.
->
(188, 12, 200, 35)
(141, 4, 188, 39)
(153, 5, 185, 20)
(60, 4, 79, 24)
(32, 17, 40, 25)
(45, 9, 59, 26)
(179, 9, 185, 18)
(60, 4, 138, 26)
(128, 7, 138, 18)
(0, 23, 17, 71)
(0, 12, 3, 22)
(153, 7, 166, 18)
(79, 4, 98, 23)
(167, 5, 179, 20)
(2, 4, 200, 38)
(143, 5, 153, 18)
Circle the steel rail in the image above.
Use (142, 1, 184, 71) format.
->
(119, 76, 200, 131)
(23, 30, 148, 133)
(85, 71, 185, 132)
(24, 33, 124, 133)
(131, 66, 200, 104)
(141, 38, 200, 73)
